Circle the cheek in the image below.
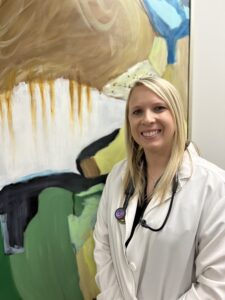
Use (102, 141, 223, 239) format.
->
(129, 125, 135, 139)
(169, 127, 176, 139)
(167, 115, 176, 134)
(169, 120, 176, 133)
(129, 120, 138, 136)
(172, 119, 177, 133)
(128, 123, 139, 143)
(128, 117, 134, 131)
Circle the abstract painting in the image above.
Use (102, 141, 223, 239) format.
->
(0, 1, 190, 299)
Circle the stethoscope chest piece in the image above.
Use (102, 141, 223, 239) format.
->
(115, 207, 126, 223)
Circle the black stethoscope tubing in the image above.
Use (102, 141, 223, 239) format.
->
(140, 175, 178, 231)
(115, 175, 178, 232)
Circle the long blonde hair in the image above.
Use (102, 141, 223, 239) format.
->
(124, 76, 187, 203)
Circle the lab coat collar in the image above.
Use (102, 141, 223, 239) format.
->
(123, 143, 197, 243)
(139, 143, 197, 212)
(120, 142, 196, 182)
(178, 142, 196, 183)
(122, 143, 197, 215)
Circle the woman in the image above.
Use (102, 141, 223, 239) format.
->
(94, 76, 225, 299)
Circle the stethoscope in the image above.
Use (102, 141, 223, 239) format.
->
(115, 175, 179, 232)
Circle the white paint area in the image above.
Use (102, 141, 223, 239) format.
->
(0, 78, 125, 190)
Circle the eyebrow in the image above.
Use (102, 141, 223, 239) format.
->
(129, 101, 167, 108)
(129, 105, 142, 109)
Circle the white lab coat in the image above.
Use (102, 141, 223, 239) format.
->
(94, 144, 225, 300)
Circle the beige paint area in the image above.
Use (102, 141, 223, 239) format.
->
(0, 0, 189, 118)
(0, 0, 154, 93)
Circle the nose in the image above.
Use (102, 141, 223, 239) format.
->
(142, 110, 155, 125)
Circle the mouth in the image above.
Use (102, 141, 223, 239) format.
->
(141, 129, 161, 138)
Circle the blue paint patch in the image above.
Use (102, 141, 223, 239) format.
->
(0, 214, 24, 255)
(183, 6, 189, 18)
(182, 0, 190, 7)
(142, 0, 190, 64)
(144, 0, 182, 29)
(19, 169, 72, 183)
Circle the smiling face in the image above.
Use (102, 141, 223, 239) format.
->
(128, 84, 176, 157)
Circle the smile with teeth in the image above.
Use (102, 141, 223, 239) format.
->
(141, 129, 161, 137)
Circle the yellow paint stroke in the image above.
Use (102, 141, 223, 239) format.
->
(0, 94, 3, 121)
(29, 81, 37, 130)
(4, 70, 16, 141)
(95, 127, 126, 174)
(69, 80, 75, 121)
(48, 80, 55, 118)
(149, 37, 167, 76)
(38, 80, 47, 129)
(0, 94, 5, 137)
(85, 85, 92, 113)
(77, 82, 82, 125)
(5, 89, 14, 140)
(76, 232, 99, 300)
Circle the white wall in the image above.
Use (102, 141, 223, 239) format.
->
(189, 0, 225, 169)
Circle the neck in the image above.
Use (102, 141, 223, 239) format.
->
(144, 150, 171, 185)
(145, 150, 170, 169)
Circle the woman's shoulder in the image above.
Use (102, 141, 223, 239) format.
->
(103, 159, 127, 196)
(190, 147, 225, 184)
(197, 157, 225, 177)
(183, 142, 225, 185)
(108, 159, 127, 179)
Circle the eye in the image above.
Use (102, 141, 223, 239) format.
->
(131, 109, 143, 116)
(154, 105, 167, 113)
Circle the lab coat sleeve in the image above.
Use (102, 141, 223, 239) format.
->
(93, 172, 124, 300)
(178, 195, 225, 300)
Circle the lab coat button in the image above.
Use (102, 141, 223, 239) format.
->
(129, 262, 137, 271)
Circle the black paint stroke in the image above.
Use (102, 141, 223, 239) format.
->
(0, 128, 120, 254)
(76, 128, 119, 176)
(0, 173, 106, 253)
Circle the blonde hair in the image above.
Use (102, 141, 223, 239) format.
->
(124, 76, 187, 203)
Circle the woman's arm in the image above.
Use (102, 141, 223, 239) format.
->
(178, 195, 225, 299)
(94, 172, 124, 300)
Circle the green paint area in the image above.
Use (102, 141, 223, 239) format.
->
(68, 183, 104, 251)
(68, 184, 104, 299)
(0, 234, 22, 300)
(9, 187, 84, 300)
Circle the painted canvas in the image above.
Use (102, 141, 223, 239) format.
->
(0, 1, 190, 299)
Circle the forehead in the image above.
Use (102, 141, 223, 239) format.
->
(128, 84, 165, 106)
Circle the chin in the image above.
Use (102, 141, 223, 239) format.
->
(143, 142, 169, 154)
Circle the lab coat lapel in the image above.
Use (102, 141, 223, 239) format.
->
(144, 189, 172, 214)
(144, 145, 194, 214)
(120, 143, 196, 238)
